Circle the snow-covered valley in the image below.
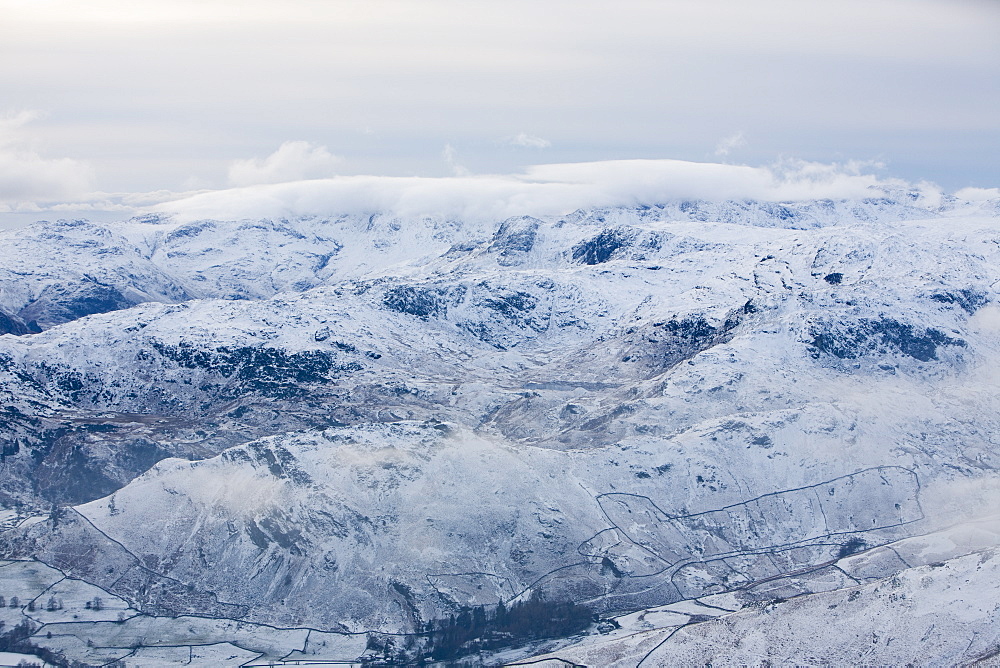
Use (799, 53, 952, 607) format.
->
(0, 191, 999, 665)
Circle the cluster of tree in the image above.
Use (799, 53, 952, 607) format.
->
(365, 591, 593, 664)
(0, 619, 128, 667)
(0, 620, 67, 667)
(0, 594, 104, 613)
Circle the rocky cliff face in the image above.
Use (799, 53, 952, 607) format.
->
(0, 193, 998, 664)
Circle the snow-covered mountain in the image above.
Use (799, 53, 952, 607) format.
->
(0, 192, 967, 334)
(0, 191, 999, 665)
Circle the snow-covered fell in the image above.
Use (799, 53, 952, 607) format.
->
(0, 193, 998, 664)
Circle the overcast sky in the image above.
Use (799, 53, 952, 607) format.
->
(1, 0, 998, 227)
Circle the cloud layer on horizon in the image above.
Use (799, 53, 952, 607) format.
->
(3, 126, 990, 231)
(146, 158, 930, 223)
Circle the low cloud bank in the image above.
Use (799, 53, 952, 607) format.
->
(151, 158, 928, 223)
(6, 155, 988, 230)
(955, 187, 1000, 202)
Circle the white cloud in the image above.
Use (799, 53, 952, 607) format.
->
(0, 109, 43, 145)
(502, 133, 552, 149)
(714, 132, 746, 157)
(954, 186, 1000, 202)
(969, 305, 1000, 337)
(148, 158, 925, 223)
(0, 110, 95, 204)
(227, 141, 342, 187)
(0, 150, 94, 203)
(441, 143, 469, 177)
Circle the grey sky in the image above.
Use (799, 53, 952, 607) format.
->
(1, 0, 998, 227)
